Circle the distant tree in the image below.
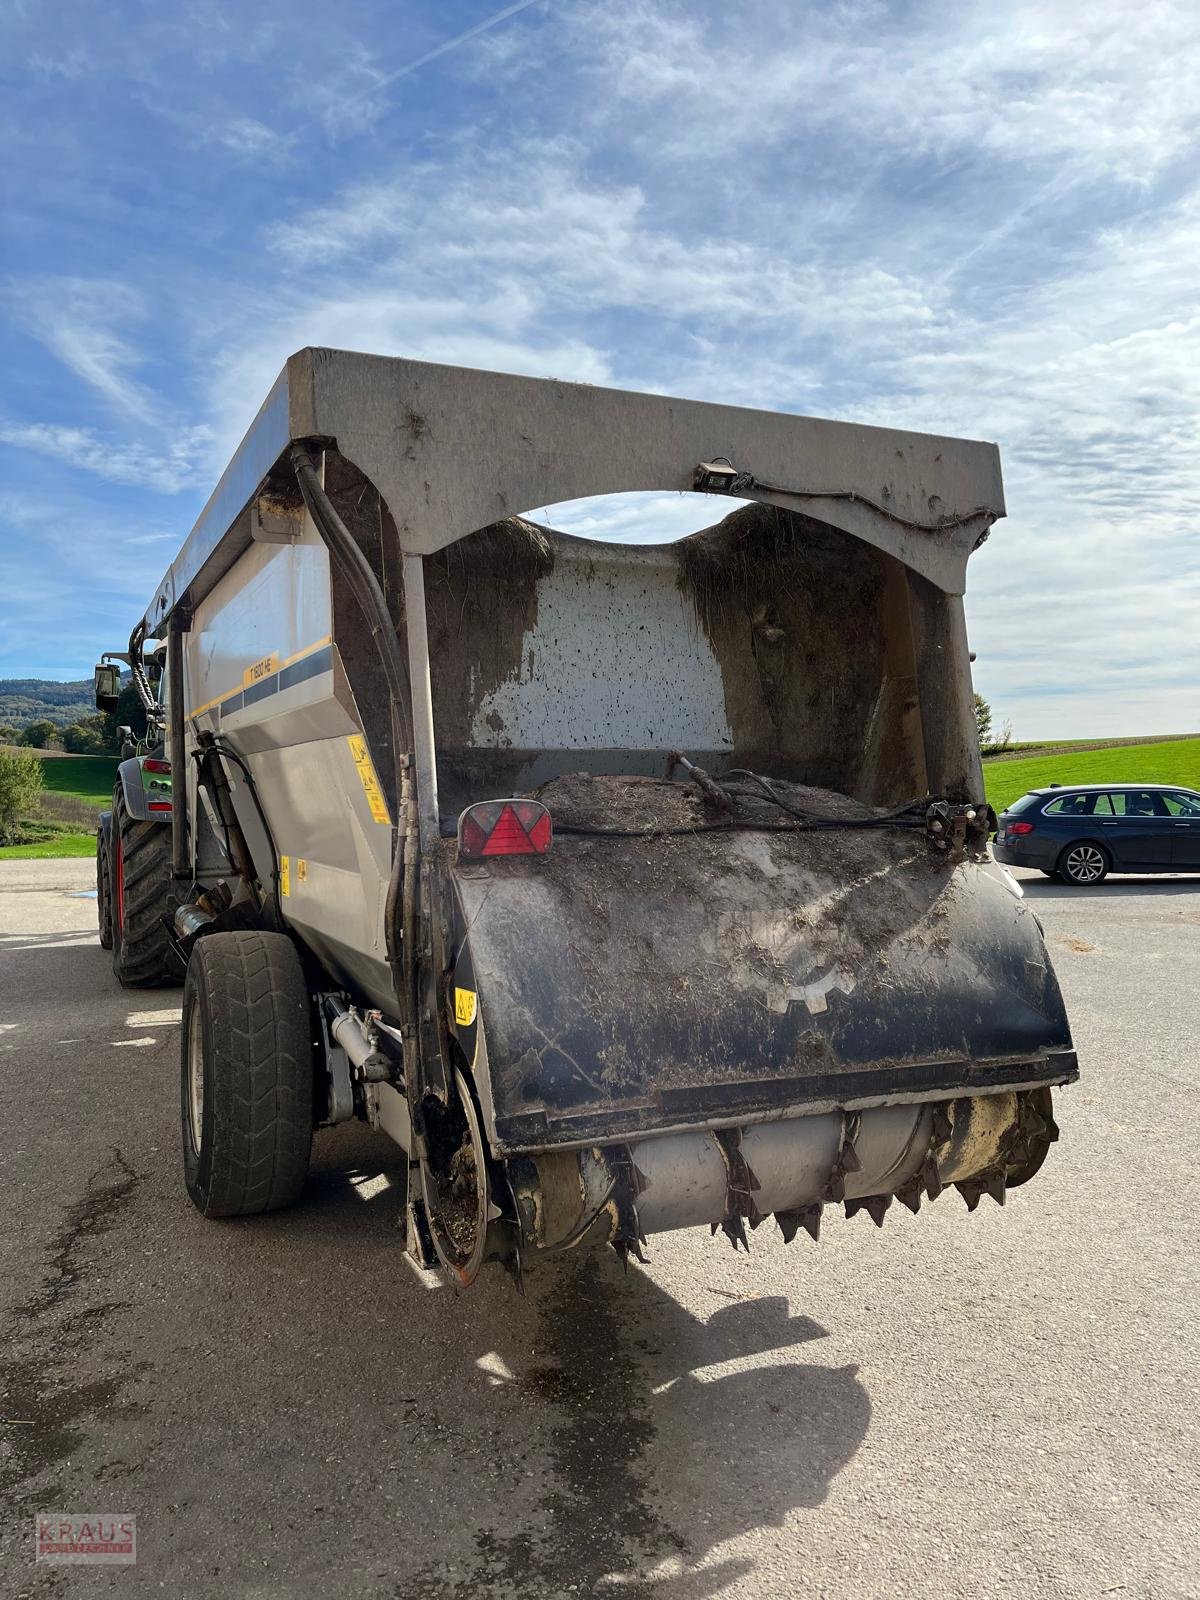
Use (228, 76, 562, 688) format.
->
(973, 693, 994, 748)
(0, 724, 18, 747)
(0, 747, 43, 843)
(102, 682, 150, 748)
(62, 718, 110, 755)
(20, 719, 60, 750)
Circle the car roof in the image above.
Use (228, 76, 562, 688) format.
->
(1024, 783, 1197, 796)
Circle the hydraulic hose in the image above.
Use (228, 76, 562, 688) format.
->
(289, 444, 416, 1032)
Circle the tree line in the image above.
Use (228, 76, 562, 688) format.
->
(0, 682, 148, 755)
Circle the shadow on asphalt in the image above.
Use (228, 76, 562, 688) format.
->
(4, 925, 870, 1597)
(237, 1135, 869, 1599)
(1018, 874, 1200, 900)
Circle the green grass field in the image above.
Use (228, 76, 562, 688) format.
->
(983, 737, 1200, 813)
(0, 830, 98, 859)
(37, 754, 119, 807)
(3, 746, 1198, 858)
(0, 753, 117, 859)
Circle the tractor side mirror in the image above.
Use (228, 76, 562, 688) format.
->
(94, 662, 121, 713)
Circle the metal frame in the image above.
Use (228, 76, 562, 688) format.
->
(142, 348, 1003, 634)
(138, 348, 1004, 837)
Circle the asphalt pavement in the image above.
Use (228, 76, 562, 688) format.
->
(1, 858, 1197, 1599)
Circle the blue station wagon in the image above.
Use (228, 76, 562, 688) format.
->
(993, 784, 1200, 885)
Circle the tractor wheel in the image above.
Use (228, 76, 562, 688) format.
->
(181, 931, 314, 1218)
(110, 784, 182, 987)
(96, 819, 114, 950)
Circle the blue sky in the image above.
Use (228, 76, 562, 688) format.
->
(1, 0, 1198, 739)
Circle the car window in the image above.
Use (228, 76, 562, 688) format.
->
(1162, 791, 1200, 817)
(1006, 793, 1043, 814)
(1102, 790, 1170, 818)
(1043, 793, 1096, 815)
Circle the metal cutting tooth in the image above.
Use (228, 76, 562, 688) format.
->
(923, 1155, 944, 1201)
(721, 1216, 751, 1253)
(956, 1179, 984, 1212)
(774, 1203, 822, 1244)
(775, 1212, 802, 1245)
(895, 1174, 924, 1214)
(611, 1234, 648, 1271)
(984, 1171, 1007, 1206)
(846, 1194, 892, 1227)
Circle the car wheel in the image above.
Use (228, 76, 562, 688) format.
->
(1057, 840, 1109, 886)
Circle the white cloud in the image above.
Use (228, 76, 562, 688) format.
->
(576, 0, 1200, 181)
(4, 278, 158, 421)
(0, 422, 213, 493)
(3, 0, 1196, 735)
(209, 116, 292, 160)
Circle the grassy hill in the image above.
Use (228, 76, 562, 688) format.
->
(0, 677, 94, 730)
(983, 736, 1200, 813)
(0, 752, 117, 860)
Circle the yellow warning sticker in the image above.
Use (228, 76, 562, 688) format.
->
(347, 735, 391, 824)
(297, 858, 308, 884)
(279, 854, 290, 897)
(243, 651, 279, 689)
(454, 987, 478, 1027)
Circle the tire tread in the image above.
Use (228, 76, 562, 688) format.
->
(185, 930, 313, 1217)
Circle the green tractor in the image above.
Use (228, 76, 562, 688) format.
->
(93, 637, 181, 986)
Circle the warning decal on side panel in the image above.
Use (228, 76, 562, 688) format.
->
(454, 987, 478, 1026)
(347, 735, 391, 824)
(280, 855, 291, 897)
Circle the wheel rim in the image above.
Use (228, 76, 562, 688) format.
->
(186, 1001, 204, 1154)
(1066, 844, 1104, 883)
(421, 1068, 493, 1287)
(115, 837, 125, 932)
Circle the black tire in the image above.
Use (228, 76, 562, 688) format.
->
(1057, 839, 1110, 886)
(182, 931, 314, 1218)
(96, 818, 113, 950)
(110, 784, 182, 986)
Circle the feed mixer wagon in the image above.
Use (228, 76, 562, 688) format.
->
(92, 349, 1076, 1285)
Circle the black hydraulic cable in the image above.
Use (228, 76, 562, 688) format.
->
(208, 738, 284, 921)
(289, 443, 415, 1030)
(554, 810, 930, 841)
(703, 465, 995, 535)
(719, 768, 811, 820)
(289, 445, 413, 753)
(126, 619, 157, 716)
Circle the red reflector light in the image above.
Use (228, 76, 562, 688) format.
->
(147, 801, 173, 812)
(1007, 821, 1035, 835)
(143, 758, 171, 774)
(458, 799, 552, 860)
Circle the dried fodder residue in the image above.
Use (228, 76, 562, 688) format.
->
(426, 517, 555, 748)
(674, 503, 888, 790)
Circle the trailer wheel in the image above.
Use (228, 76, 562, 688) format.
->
(182, 931, 314, 1218)
(110, 785, 182, 986)
(96, 819, 113, 950)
